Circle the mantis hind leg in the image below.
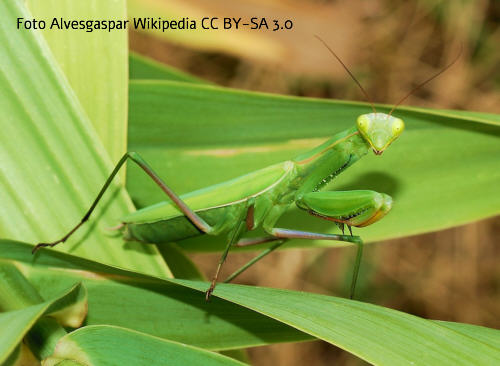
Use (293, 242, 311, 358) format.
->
(33, 152, 215, 254)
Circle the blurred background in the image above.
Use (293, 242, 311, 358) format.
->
(128, 0, 499, 365)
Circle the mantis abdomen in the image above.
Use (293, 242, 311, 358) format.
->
(122, 161, 295, 244)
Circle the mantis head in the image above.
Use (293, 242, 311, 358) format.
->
(356, 113, 404, 155)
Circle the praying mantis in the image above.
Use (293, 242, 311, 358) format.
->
(33, 37, 459, 300)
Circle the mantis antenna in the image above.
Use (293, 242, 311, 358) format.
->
(389, 44, 463, 116)
(315, 35, 377, 114)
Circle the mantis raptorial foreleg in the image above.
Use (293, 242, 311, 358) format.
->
(297, 190, 393, 229)
(222, 190, 387, 298)
(214, 195, 366, 296)
(32, 152, 215, 253)
(209, 189, 373, 298)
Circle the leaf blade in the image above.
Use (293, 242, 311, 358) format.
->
(1, 241, 311, 351)
(0, 282, 85, 365)
(0, 0, 170, 276)
(43, 325, 248, 366)
(3, 240, 499, 365)
(27, 0, 129, 166)
(175, 280, 500, 366)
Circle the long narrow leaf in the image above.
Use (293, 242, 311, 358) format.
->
(175, 279, 500, 366)
(437, 321, 500, 349)
(3, 240, 499, 365)
(0, 261, 78, 359)
(0, 0, 169, 276)
(0, 283, 85, 364)
(1, 241, 311, 350)
(27, 0, 129, 166)
(43, 325, 248, 366)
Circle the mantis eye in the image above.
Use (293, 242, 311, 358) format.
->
(392, 119, 405, 136)
(356, 115, 371, 131)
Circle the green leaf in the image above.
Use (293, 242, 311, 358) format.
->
(437, 321, 500, 350)
(0, 262, 88, 328)
(0, 0, 169, 276)
(43, 325, 248, 366)
(26, 0, 129, 166)
(130, 52, 207, 83)
(0, 282, 85, 365)
(435, 109, 500, 123)
(175, 280, 500, 366)
(0, 261, 79, 360)
(127, 80, 500, 250)
(1, 241, 311, 350)
(4, 240, 499, 365)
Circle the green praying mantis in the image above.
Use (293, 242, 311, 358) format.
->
(33, 37, 459, 300)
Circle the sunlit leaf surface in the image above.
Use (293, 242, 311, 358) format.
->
(27, 0, 129, 166)
(3, 240, 500, 366)
(0, 0, 170, 276)
(44, 325, 248, 366)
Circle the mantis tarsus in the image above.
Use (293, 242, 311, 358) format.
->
(33, 37, 459, 300)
